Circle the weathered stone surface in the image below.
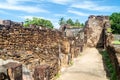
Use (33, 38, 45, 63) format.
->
(114, 45, 120, 54)
(0, 62, 22, 80)
(59, 25, 85, 58)
(33, 65, 50, 80)
(0, 26, 70, 79)
(0, 25, 86, 80)
(84, 15, 110, 47)
(106, 45, 120, 79)
(5, 62, 22, 80)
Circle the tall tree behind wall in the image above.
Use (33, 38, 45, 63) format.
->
(59, 17, 84, 27)
(59, 17, 66, 26)
(66, 18, 74, 26)
(74, 19, 81, 27)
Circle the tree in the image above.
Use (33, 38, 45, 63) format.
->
(81, 23, 84, 27)
(24, 18, 31, 27)
(59, 17, 66, 25)
(66, 18, 74, 26)
(59, 17, 84, 28)
(44, 20, 54, 28)
(24, 17, 54, 29)
(74, 19, 81, 27)
(110, 12, 120, 34)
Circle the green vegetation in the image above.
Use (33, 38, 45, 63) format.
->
(112, 40, 120, 45)
(66, 18, 74, 26)
(110, 12, 120, 34)
(102, 50, 117, 80)
(54, 73, 61, 79)
(74, 19, 81, 27)
(59, 17, 66, 25)
(69, 60, 74, 66)
(24, 17, 54, 29)
(107, 27, 113, 33)
(59, 17, 84, 27)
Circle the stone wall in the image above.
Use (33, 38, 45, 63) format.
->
(83, 15, 120, 79)
(84, 15, 110, 47)
(106, 45, 120, 79)
(113, 34, 120, 41)
(0, 26, 71, 79)
(101, 16, 120, 79)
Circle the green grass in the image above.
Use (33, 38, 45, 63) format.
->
(69, 60, 74, 66)
(54, 73, 61, 79)
(112, 40, 120, 45)
(102, 50, 117, 80)
(107, 28, 113, 33)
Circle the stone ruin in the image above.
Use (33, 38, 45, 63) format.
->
(0, 26, 71, 80)
(59, 24, 84, 58)
(84, 15, 120, 79)
(0, 15, 120, 80)
(84, 15, 111, 47)
(0, 24, 84, 80)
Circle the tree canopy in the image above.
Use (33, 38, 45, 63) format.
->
(59, 17, 84, 28)
(74, 19, 81, 27)
(66, 18, 74, 26)
(110, 12, 120, 34)
(24, 17, 54, 29)
(59, 17, 66, 25)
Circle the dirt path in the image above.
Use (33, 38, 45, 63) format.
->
(57, 48, 109, 80)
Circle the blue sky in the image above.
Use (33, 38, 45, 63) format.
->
(0, 0, 120, 28)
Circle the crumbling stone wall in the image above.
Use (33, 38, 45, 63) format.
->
(84, 15, 110, 47)
(0, 26, 70, 79)
(84, 15, 120, 79)
(106, 45, 120, 79)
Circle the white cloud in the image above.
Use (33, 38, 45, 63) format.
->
(0, 0, 49, 13)
(6, 0, 42, 4)
(0, 4, 48, 13)
(54, 14, 67, 17)
(6, 0, 18, 4)
(53, 22, 60, 29)
(20, 16, 34, 19)
(48, 0, 73, 5)
(20, 15, 45, 19)
(68, 10, 89, 16)
(71, 1, 118, 12)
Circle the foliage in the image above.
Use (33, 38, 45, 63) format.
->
(102, 50, 117, 80)
(110, 12, 120, 34)
(59, 17, 84, 28)
(107, 28, 113, 33)
(24, 17, 54, 29)
(69, 60, 74, 66)
(66, 18, 74, 26)
(80, 23, 84, 27)
(54, 73, 61, 79)
(59, 17, 66, 25)
(112, 40, 120, 45)
(74, 19, 81, 27)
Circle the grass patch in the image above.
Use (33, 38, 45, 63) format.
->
(102, 50, 117, 80)
(107, 28, 113, 33)
(54, 73, 61, 79)
(112, 40, 120, 45)
(69, 60, 74, 66)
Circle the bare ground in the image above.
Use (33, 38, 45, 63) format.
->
(57, 48, 109, 80)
